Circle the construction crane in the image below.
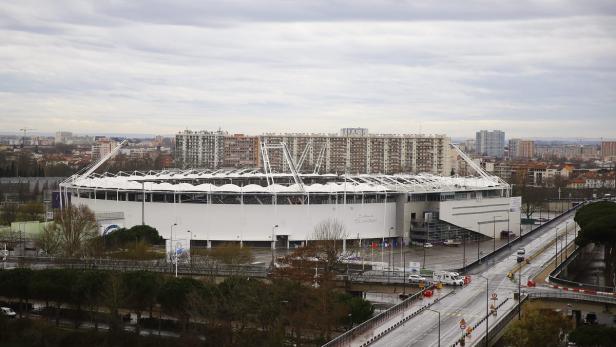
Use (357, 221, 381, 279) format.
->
(19, 127, 35, 147)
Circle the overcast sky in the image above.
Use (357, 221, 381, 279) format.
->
(1, 1, 615, 138)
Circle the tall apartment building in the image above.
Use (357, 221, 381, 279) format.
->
(176, 129, 451, 175)
(601, 141, 616, 160)
(175, 130, 225, 168)
(260, 133, 451, 175)
(476, 130, 505, 158)
(508, 139, 535, 159)
(91, 138, 118, 161)
(223, 134, 260, 168)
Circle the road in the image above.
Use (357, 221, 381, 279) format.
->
(367, 210, 579, 347)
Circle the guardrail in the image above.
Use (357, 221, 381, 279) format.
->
(449, 295, 525, 347)
(455, 202, 586, 274)
(528, 290, 616, 305)
(547, 245, 616, 293)
(322, 285, 453, 347)
(5, 256, 268, 277)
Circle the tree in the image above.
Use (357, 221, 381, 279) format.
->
(503, 303, 572, 347)
(122, 271, 161, 336)
(103, 224, 163, 250)
(158, 277, 203, 332)
(35, 223, 62, 256)
(568, 325, 616, 347)
(311, 218, 347, 273)
(51, 205, 98, 257)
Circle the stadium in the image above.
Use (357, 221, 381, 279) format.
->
(58, 142, 521, 250)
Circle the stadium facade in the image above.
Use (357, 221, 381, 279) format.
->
(60, 169, 520, 249)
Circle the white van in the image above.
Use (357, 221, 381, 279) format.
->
(433, 271, 464, 286)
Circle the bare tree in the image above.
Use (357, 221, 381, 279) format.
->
(53, 205, 98, 258)
(35, 223, 62, 256)
(311, 218, 347, 273)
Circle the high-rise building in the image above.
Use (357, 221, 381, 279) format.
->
(175, 130, 226, 168)
(476, 130, 505, 158)
(223, 134, 260, 168)
(260, 132, 451, 175)
(508, 139, 534, 159)
(175, 129, 451, 175)
(91, 138, 118, 161)
(601, 141, 616, 160)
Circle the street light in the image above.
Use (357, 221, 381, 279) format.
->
(426, 308, 441, 347)
(478, 274, 489, 347)
(554, 227, 559, 268)
(271, 224, 279, 267)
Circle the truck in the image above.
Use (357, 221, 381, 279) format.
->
(433, 271, 464, 286)
(444, 239, 462, 247)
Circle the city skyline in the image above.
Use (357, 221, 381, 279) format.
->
(1, 1, 616, 138)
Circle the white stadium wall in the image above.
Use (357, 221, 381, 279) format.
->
(72, 196, 398, 242)
(438, 196, 521, 238)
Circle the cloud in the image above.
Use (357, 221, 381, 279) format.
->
(0, 1, 615, 138)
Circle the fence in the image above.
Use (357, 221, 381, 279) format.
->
(5, 256, 268, 277)
(322, 285, 455, 347)
(548, 245, 616, 293)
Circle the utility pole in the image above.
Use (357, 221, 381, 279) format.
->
(555, 227, 559, 268)
(493, 216, 496, 253)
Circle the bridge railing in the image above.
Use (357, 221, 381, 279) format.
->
(322, 285, 436, 347)
(547, 244, 616, 293)
(528, 290, 616, 305)
(455, 202, 586, 274)
(6, 256, 268, 277)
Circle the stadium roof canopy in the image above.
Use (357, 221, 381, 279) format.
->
(67, 169, 507, 194)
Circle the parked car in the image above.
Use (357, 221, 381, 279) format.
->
(423, 243, 433, 248)
(408, 274, 427, 283)
(0, 307, 16, 318)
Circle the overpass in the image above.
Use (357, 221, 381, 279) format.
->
(323, 203, 584, 347)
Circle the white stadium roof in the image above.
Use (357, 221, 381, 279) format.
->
(66, 169, 506, 194)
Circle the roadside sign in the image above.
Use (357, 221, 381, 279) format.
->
(459, 319, 466, 330)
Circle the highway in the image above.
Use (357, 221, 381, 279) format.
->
(367, 209, 579, 347)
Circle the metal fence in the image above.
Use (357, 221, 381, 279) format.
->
(5, 256, 268, 277)
(321, 288, 428, 347)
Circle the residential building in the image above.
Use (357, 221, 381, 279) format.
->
(176, 129, 451, 175)
(475, 130, 505, 158)
(223, 134, 260, 168)
(91, 138, 118, 161)
(260, 132, 451, 175)
(509, 139, 534, 159)
(601, 141, 616, 160)
(175, 130, 226, 168)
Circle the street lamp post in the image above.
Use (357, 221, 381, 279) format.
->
(477, 222, 481, 262)
(555, 227, 559, 268)
(564, 221, 569, 258)
(479, 274, 489, 347)
(426, 308, 441, 347)
(518, 261, 523, 320)
(389, 227, 394, 270)
(271, 224, 279, 267)
(463, 231, 466, 270)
